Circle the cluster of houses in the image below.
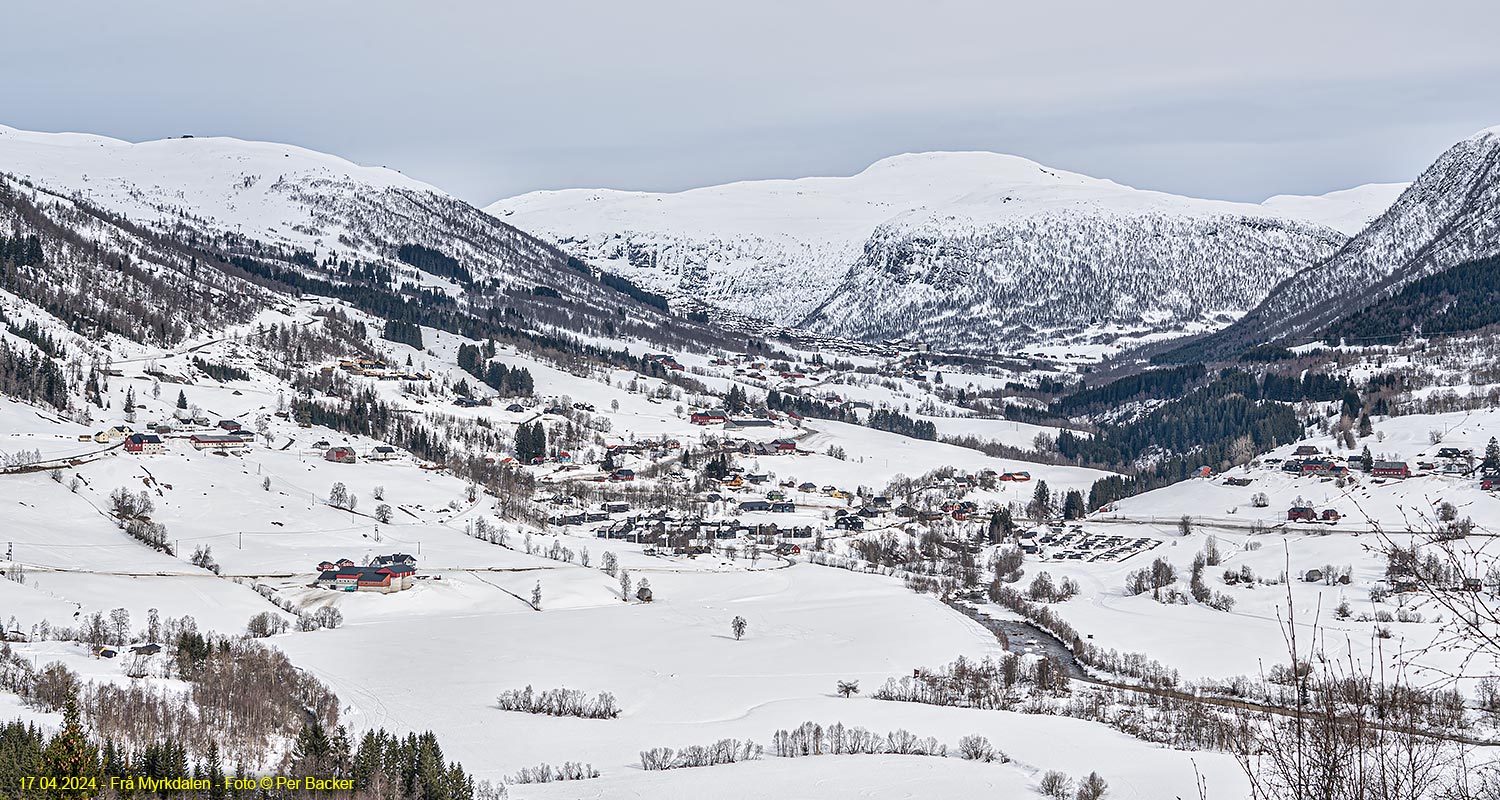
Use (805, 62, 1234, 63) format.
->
(335, 357, 430, 381)
(314, 553, 418, 593)
(1278, 446, 1411, 480)
(92, 420, 260, 455)
(319, 444, 399, 464)
(738, 438, 800, 457)
(644, 353, 686, 372)
(92, 642, 164, 660)
(715, 358, 816, 382)
(550, 500, 633, 525)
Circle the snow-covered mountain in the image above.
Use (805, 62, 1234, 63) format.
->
(0, 124, 759, 359)
(1170, 125, 1500, 357)
(0, 125, 581, 296)
(489, 153, 1391, 352)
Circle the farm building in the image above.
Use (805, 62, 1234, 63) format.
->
(124, 433, 166, 454)
(324, 446, 357, 464)
(690, 410, 728, 425)
(315, 562, 417, 593)
(726, 418, 776, 430)
(188, 434, 248, 451)
(1300, 459, 1346, 476)
(1372, 460, 1411, 478)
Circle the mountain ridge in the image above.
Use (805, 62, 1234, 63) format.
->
(1159, 125, 1500, 360)
(489, 151, 1384, 352)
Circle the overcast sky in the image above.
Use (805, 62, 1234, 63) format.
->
(5, 1, 1500, 205)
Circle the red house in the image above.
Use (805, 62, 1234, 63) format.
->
(772, 438, 798, 452)
(1288, 506, 1317, 522)
(691, 410, 728, 425)
(1371, 461, 1410, 478)
(124, 433, 165, 454)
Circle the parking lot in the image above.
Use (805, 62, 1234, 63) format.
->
(1031, 529, 1161, 563)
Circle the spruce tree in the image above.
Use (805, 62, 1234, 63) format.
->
(206, 741, 227, 800)
(41, 699, 99, 800)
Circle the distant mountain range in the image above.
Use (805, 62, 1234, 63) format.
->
(489, 152, 1404, 353)
(13, 121, 1499, 363)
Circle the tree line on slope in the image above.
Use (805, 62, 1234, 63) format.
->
(1322, 253, 1500, 344)
(1068, 369, 1324, 509)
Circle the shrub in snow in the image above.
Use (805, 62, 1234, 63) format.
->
(125, 519, 172, 554)
(1039, 770, 1072, 799)
(957, 734, 1001, 762)
(639, 738, 760, 770)
(1075, 771, 1108, 800)
(767, 721, 951, 759)
(312, 606, 343, 629)
(1027, 572, 1079, 603)
(1125, 558, 1177, 599)
(495, 685, 620, 719)
(245, 612, 289, 638)
(506, 762, 598, 784)
(190, 545, 221, 575)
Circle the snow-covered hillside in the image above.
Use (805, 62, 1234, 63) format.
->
(1193, 125, 1500, 353)
(488, 152, 1384, 352)
(0, 125, 582, 297)
(1261, 182, 1409, 236)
